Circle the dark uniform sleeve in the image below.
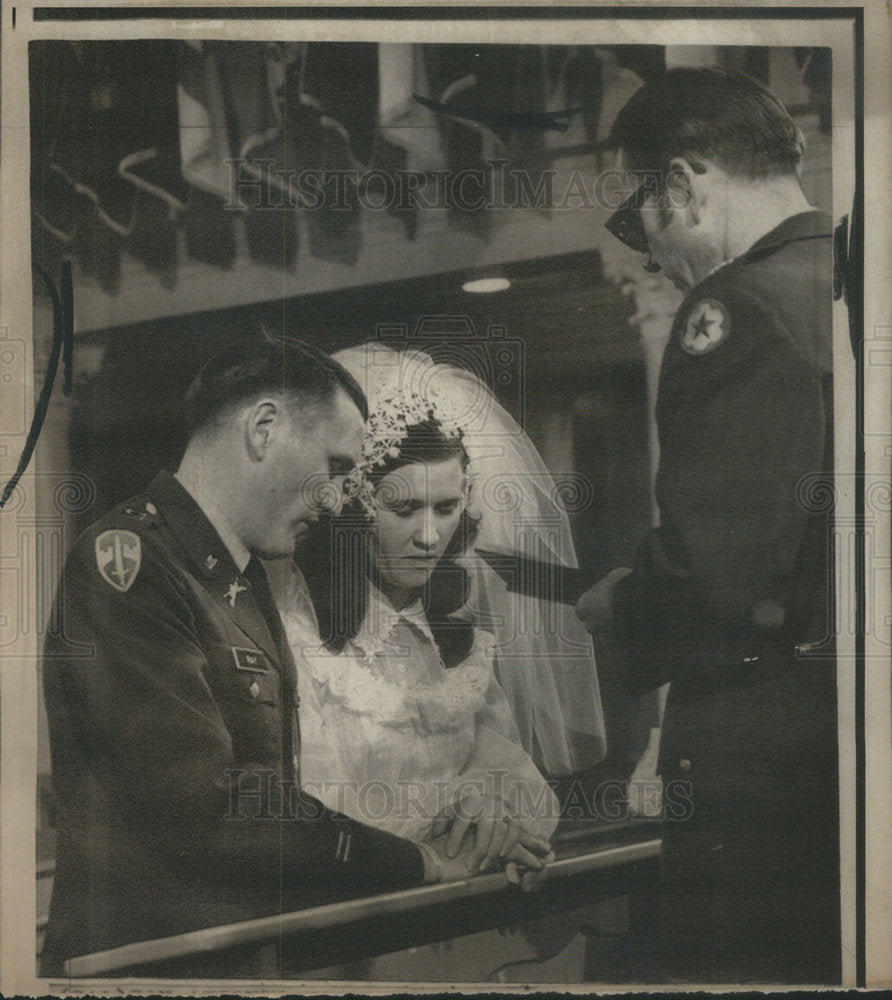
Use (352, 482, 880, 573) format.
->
(43, 525, 425, 897)
(612, 281, 831, 694)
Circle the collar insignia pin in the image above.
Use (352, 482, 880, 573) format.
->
(224, 578, 246, 607)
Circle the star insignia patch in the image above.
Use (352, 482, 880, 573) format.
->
(681, 299, 731, 355)
(95, 529, 142, 592)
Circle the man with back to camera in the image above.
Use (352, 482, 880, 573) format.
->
(41, 335, 502, 978)
(575, 67, 838, 983)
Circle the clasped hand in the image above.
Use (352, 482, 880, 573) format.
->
(427, 789, 554, 892)
(575, 566, 633, 633)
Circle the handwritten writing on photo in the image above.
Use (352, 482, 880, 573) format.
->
(0, 264, 74, 512)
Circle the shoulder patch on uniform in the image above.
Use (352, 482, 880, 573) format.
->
(681, 298, 731, 355)
(95, 529, 142, 592)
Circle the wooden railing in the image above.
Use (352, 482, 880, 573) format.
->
(58, 818, 660, 979)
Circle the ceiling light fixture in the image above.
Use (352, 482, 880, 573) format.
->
(461, 276, 511, 294)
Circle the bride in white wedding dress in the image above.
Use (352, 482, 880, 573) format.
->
(278, 344, 606, 879)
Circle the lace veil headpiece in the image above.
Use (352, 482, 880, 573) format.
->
(334, 343, 607, 776)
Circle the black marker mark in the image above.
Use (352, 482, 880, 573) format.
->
(832, 214, 848, 304)
(0, 263, 74, 510)
(412, 93, 588, 133)
(61, 260, 74, 394)
(833, 206, 861, 360)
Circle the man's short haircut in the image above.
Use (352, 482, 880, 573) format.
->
(184, 332, 368, 436)
(609, 66, 804, 181)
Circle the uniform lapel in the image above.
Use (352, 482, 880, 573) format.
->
(275, 613, 299, 695)
(216, 566, 282, 669)
(145, 471, 282, 669)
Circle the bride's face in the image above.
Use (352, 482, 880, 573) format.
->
(372, 457, 465, 605)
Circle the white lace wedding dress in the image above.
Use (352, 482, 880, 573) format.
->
(277, 570, 558, 844)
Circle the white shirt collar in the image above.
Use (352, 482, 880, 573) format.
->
(396, 597, 436, 646)
(703, 256, 734, 281)
(174, 470, 251, 573)
(360, 584, 436, 648)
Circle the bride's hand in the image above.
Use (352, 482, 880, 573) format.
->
(430, 791, 552, 874)
(505, 850, 555, 893)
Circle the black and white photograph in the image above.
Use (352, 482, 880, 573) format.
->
(0, 2, 889, 994)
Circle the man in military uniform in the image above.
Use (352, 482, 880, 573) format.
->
(576, 68, 838, 983)
(41, 337, 479, 977)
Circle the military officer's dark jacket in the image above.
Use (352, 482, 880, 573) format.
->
(611, 210, 836, 775)
(42, 471, 425, 969)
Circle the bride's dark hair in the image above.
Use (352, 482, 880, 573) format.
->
(299, 418, 480, 668)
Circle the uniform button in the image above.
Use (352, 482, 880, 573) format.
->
(145, 502, 157, 515)
(249, 681, 260, 699)
(679, 758, 691, 773)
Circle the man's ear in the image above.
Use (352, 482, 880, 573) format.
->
(667, 156, 708, 224)
(244, 398, 281, 462)
(669, 156, 723, 225)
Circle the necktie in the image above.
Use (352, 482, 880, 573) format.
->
(243, 555, 301, 785)
(243, 556, 286, 658)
